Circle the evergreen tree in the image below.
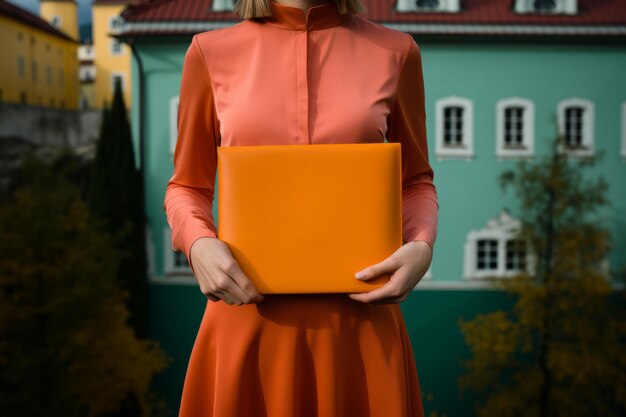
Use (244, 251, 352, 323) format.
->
(0, 153, 170, 417)
(457, 135, 626, 417)
(88, 79, 149, 338)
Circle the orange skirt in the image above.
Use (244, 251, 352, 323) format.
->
(178, 293, 425, 417)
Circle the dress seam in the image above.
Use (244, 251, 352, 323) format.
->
(388, 34, 414, 127)
(192, 34, 222, 146)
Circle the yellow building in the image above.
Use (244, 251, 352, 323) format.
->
(39, 0, 79, 41)
(0, 0, 79, 109)
(92, 0, 133, 110)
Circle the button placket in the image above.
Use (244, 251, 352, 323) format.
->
(296, 29, 310, 144)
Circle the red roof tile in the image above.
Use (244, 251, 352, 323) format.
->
(367, 0, 626, 25)
(120, 0, 626, 25)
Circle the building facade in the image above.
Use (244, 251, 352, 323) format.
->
(39, 0, 79, 40)
(0, 0, 79, 109)
(78, 41, 97, 109)
(115, 0, 626, 414)
(92, 0, 134, 109)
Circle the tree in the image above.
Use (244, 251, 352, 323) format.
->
(0, 152, 171, 417)
(88, 78, 149, 337)
(457, 134, 626, 417)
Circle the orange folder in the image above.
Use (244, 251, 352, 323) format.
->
(216, 142, 403, 294)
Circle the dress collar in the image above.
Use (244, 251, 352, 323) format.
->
(263, 1, 352, 31)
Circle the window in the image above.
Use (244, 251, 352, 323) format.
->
(535, 0, 557, 12)
(513, 0, 577, 14)
(505, 239, 527, 271)
(496, 97, 535, 159)
(212, 0, 238, 12)
(110, 72, 125, 93)
(46, 66, 52, 84)
(17, 56, 25, 78)
(170, 96, 180, 155)
(476, 239, 498, 271)
(464, 209, 535, 279)
(396, 0, 461, 13)
(163, 228, 192, 274)
(32, 61, 37, 82)
(79, 66, 96, 83)
(621, 102, 626, 160)
(435, 96, 473, 159)
(50, 15, 61, 28)
(59, 69, 64, 87)
(109, 16, 124, 31)
(110, 39, 123, 55)
(557, 98, 594, 157)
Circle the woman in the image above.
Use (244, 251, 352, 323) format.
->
(163, 0, 439, 415)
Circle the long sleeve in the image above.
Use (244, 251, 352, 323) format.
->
(386, 35, 439, 251)
(163, 34, 220, 273)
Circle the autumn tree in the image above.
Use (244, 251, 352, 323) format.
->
(457, 134, 626, 417)
(0, 151, 171, 417)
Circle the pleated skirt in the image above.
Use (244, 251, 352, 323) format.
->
(178, 293, 425, 417)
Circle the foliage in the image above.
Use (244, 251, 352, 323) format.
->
(457, 135, 626, 417)
(0, 152, 171, 417)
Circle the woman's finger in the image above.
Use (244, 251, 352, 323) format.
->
(214, 289, 239, 305)
(355, 256, 399, 282)
(206, 293, 220, 302)
(227, 261, 264, 303)
(218, 273, 251, 305)
(349, 270, 409, 304)
(348, 285, 398, 304)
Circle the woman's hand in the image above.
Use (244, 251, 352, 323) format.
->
(348, 240, 432, 304)
(189, 237, 265, 306)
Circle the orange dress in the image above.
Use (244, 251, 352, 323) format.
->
(163, 1, 439, 416)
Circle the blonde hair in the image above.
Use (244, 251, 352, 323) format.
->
(233, 0, 367, 19)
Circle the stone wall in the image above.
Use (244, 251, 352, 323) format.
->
(0, 102, 103, 150)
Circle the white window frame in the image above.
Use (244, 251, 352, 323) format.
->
(435, 96, 474, 160)
(110, 38, 123, 56)
(163, 228, 192, 275)
(513, 0, 577, 14)
(396, 0, 461, 13)
(557, 97, 594, 158)
(169, 96, 179, 155)
(110, 72, 125, 93)
(212, 0, 237, 11)
(464, 209, 536, 280)
(621, 101, 626, 160)
(496, 97, 535, 159)
(50, 15, 62, 28)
